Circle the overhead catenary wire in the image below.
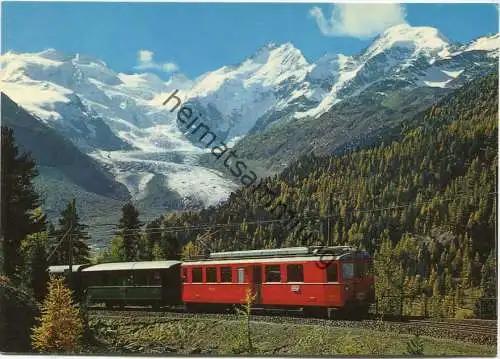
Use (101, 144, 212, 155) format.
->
(47, 190, 498, 239)
(89, 190, 500, 231)
(43, 190, 497, 243)
(46, 171, 484, 229)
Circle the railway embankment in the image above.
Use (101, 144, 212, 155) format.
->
(84, 310, 496, 356)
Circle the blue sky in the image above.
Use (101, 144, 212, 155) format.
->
(2, 2, 498, 79)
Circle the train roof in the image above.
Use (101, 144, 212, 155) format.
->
(183, 246, 371, 265)
(81, 260, 181, 272)
(49, 264, 89, 273)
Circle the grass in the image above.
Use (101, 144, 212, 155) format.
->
(86, 316, 497, 356)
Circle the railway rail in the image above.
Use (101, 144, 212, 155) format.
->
(88, 307, 497, 346)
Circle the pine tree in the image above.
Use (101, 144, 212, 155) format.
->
(146, 218, 162, 254)
(181, 241, 201, 260)
(480, 251, 496, 297)
(31, 276, 83, 353)
(51, 200, 90, 265)
(161, 232, 180, 260)
(136, 232, 151, 260)
(151, 243, 165, 260)
(1, 126, 43, 278)
(21, 231, 50, 302)
(116, 202, 143, 261)
(474, 251, 496, 318)
(374, 231, 403, 315)
(96, 235, 126, 263)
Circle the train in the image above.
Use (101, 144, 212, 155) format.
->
(49, 246, 375, 319)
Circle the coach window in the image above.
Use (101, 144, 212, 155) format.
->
(221, 267, 232, 282)
(182, 268, 188, 282)
(237, 268, 246, 283)
(206, 267, 217, 283)
(342, 263, 354, 280)
(265, 265, 281, 282)
(286, 264, 304, 282)
(144, 271, 153, 285)
(326, 263, 338, 282)
(192, 268, 202, 283)
(93, 272, 105, 286)
(152, 270, 161, 285)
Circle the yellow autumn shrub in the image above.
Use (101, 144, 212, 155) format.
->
(31, 275, 83, 352)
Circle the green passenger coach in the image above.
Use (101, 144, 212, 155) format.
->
(80, 261, 182, 308)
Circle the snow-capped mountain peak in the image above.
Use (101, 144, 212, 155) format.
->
(461, 33, 499, 55)
(188, 41, 310, 97)
(296, 24, 496, 120)
(363, 23, 451, 60)
(248, 42, 306, 63)
(173, 41, 314, 138)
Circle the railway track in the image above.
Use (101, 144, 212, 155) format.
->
(88, 308, 497, 345)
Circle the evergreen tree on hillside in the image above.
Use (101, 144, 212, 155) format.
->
(21, 231, 50, 302)
(51, 200, 90, 265)
(117, 202, 143, 261)
(474, 251, 496, 318)
(143, 217, 163, 260)
(96, 235, 126, 263)
(161, 232, 181, 260)
(374, 231, 405, 315)
(1, 126, 44, 278)
(181, 241, 201, 260)
(480, 251, 496, 297)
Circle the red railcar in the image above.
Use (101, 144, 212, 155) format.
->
(181, 246, 375, 318)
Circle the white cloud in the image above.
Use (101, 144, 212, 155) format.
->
(138, 50, 154, 63)
(309, 4, 407, 39)
(135, 49, 178, 73)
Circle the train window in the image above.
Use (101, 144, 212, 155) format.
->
(326, 263, 338, 282)
(355, 263, 367, 278)
(206, 267, 217, 283)
(265, 265, 281, 282)
(192, 268, 202, 283)
(107, 272, 128, 286)
(221, 267, 232, 282)
(152, 271, 161, 285)
(237, 268, 246, 283)
(182, 268, 187, 282)
(342, 263, 354, 280)
(286, 264, 304, 282)
(141, 271, 157, 285)
(133, 271, 146, 285)
(90, 272, 104, 286)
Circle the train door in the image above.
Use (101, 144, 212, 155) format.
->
(341, 261, 356, 303)
(252, 265, 262, 304)
(352, 262, 362, 298)
(162, 265, 182, 305)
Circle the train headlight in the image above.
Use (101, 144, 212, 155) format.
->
(344, 285, 350, 292)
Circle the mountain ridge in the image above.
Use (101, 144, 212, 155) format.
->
(0, 24, 497, 246)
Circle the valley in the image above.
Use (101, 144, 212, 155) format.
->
(0, 24, 497, 246)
